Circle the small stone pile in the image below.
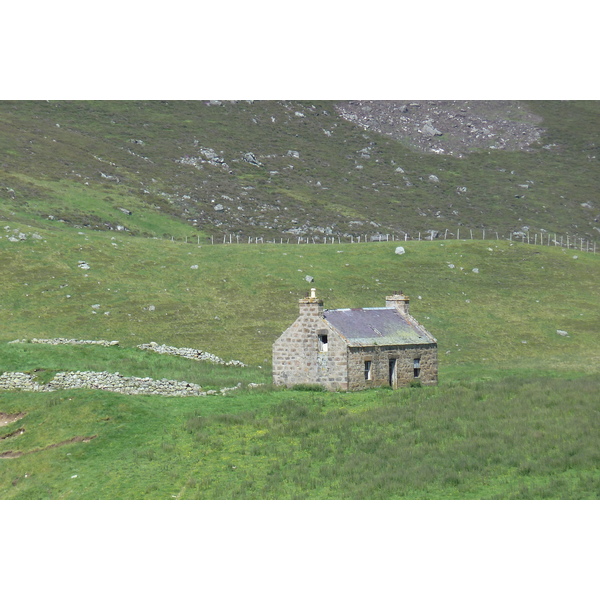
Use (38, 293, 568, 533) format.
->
(137, 342, 247, 367)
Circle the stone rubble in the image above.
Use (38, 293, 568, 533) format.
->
(137, 341, 247, 367)
(2, 339, 252, 396)
(8, 338, 119, 346)
(0, 371, 246, 397)
(335, 100, 544, 156)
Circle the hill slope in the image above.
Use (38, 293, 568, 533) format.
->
(1, 101, 599, 500)
(1, 100, 599, 242)
(0, 233, 599, 500)
(1, 224, 598, 372)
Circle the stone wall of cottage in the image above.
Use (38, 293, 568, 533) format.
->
(272, 297, 349, 390)
(347, 344, 437, 391)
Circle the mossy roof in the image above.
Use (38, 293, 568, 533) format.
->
(323, 307, 436, 347)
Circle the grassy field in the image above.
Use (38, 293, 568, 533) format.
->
(1, 224, 599, 499)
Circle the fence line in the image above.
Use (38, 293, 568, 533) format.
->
(160, 229, 597, 254)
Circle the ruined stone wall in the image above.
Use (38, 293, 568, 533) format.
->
(0, 371, 245, 397)
(347, 344, 437, 391)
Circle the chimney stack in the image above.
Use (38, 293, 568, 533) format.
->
(386, 291, 410, 315)
(299, 288, 323, 317)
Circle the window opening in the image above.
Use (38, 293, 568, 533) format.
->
(318, 334, 328, 352)
(364, 360, 372, 381)
(413, 358, 421, 378)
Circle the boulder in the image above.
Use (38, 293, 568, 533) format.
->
(422, 123, 442, 136)
(242, 152, 262, 166)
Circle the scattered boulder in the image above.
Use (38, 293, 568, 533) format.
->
(422, 122, 442, 136)
(242, 152, 262, 166)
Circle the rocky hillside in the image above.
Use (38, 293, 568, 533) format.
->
(335, 101, 544, 156)
(1, 100, 598, 242)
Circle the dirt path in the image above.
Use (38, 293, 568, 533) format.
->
(0, 412, 27, 427)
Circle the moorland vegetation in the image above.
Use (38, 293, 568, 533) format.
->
(0, 101, 598, 499)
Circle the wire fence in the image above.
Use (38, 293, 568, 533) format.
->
(160, 229, 598, 253)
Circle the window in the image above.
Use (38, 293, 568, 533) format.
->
(318, 334, 328, 352)
(413, 358, 421, 378)
(364, 360, 372, 381)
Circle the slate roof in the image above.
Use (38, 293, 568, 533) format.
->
(323, 307, 436, 347)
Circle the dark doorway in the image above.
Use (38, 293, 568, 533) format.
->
(388, 359, 397, 388)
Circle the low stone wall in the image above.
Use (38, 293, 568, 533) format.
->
(0, 371, 244, 397)
(9, 338, 119, 346)
(2, 338, 253, 396)
(0, 372, 45, 392)
(137, 342, 247, 367)
(7, 338, 246, 367)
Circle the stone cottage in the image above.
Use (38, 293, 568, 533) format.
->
(272, 289, 437, 391)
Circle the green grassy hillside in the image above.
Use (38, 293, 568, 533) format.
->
(1, 221, 598, 369)
(1, 222, 599, 499)
(1, 100, 599, 499)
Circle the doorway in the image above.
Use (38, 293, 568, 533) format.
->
(388, 359, 397, 388)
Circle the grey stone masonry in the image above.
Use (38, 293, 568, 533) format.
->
(0, 370, 244, 397)
(273, 290, 349, 390)
(273, 289, 438, 391)
(347, 344, 437, 391)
